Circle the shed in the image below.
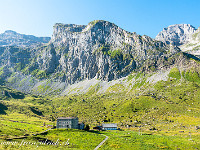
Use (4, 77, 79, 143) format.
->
(102, 123, 117, 130)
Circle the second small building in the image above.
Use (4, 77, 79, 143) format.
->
(102, 123, 117, 130)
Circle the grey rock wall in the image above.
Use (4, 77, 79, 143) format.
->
(155, 24, 196, 46)
(0, 20, 181, 87)
(32, 20, 179, 84)
(0, 20, 199, 95)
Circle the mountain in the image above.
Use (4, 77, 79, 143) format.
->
(0, 20, 199, 95)
(0, 21, 199, 150)
(0, 30, 51, 47)
(32, 20, 180, 83)
(155, 24, 200, 57)
(179, 27, 200, 57)
(155, 24, 196, 46)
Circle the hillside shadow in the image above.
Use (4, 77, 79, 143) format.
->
(4, 90, 25, 99)
(0, 103, 8, 114)
(30, 107, 43, 116)
(183, 52, 200, 61)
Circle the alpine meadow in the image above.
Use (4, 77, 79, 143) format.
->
(0, 1, 200, 149)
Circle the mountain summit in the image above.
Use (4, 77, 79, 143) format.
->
(180, 27, 200, 57)
(34, 20, 180, 83)
(156, 24, 200, 57)
(155, 24, 196, 46)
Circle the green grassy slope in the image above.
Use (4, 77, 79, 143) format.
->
(0, 66, 200, 149)
(0, 129, 105, 150)
(99, 130, 200, 150)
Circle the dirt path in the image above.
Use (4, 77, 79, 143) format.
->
(94, 134, 109, 150)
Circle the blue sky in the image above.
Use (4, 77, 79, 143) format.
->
(0, 0, 199, 38)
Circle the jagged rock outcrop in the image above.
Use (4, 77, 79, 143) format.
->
(0, 20, 182, 85)
(0, 46, 31, 66)
(180, 27, 200, 57)
(155, 24, 196, 46)
(28, 20, 180, 84)
(0, 20, 200, 95)
(0, 30, 50, 47)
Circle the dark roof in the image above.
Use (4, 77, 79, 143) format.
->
(57, 117, 78, 120)
(78, 123, 84, 125)
(102, 123, 117, 128)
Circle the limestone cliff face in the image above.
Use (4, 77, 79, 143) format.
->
(29, 20, 180, 84)
(0, 20, 199, 95)
(155, 24, 196, 46)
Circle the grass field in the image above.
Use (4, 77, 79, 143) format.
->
(0, 70, 200, 149)
(99, 130, 200, 150)
(0, 129, 199, 150)
(0, 112, 51, 139)
(0, 129, 105, 150)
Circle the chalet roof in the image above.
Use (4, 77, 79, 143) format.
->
(57, 117, 78, 120)
(102, 123, 117, 128)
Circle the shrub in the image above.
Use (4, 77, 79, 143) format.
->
(110, 49, 123, 60)
(84, 124, 90, 131)
(168, 67, 181, 80)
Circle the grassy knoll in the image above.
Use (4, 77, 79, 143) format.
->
(0, 113, 52, 139)
(0, 90, 54, 139)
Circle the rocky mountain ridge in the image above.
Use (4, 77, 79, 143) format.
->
(155, 24, 200, 57)
(0, 30, 50, 47)
(32, 20, 180, 83)
(0, 20, 199, 95)
(155, 24, 196, 46)
(180, 27, 200, 57)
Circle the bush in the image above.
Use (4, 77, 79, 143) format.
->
(84, 124, 90, 131)
(168, 67, 181, 80)
(110, 49, 123, 60)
